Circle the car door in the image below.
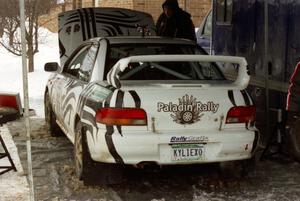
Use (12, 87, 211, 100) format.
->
(59, 42, 99, 138)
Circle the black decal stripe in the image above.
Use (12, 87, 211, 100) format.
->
(102, 25, 118, 36)
(64, 19, 80, 26)
(78, 10, 86, 41)
(63, 104, 73, 119)
(84, 124, 96, 143)
(115, 90, 125, 136)
(95, 11, 137, 19)
(65, 15, 80, 22)
(82, 110, 97, 143)
(66, 81, 83, 94)
(95, 20, 135, 32)
(114, 69, 122, 88)
(115, 90, 124, 108)
(241, 90, 250, 106)
(65, 16, 78, 21)
(104, 91, 114, 107)
(228, 90, 237, 106)
(63, 93, 76, 109)
(94, 15, 140, 23)
(105, 126, 124, 164)
(129, 90, 141, 108)
(107, 69, 113, 85)
(89, 8, 97, 37)
(82, 110, 97, 128)
(78, 84, 96, 113)
(83, 9, 92, 39)
(69, 12, 79, 17)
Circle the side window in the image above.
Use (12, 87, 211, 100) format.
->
(78, 43, 99, 82)
(64, 47, 89, 77)
(216, 0, 233, 24)
(64, 43, 99, 81)
(203, 11, 212, 37)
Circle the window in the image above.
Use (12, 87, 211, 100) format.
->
(78, 43, 99, 82)
(64, 43, 99, 81)
(216, 0, 233, 24)
(64, 47, 89, 77)
(203, 11, 212, 37)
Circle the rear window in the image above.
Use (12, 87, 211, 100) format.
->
(105, 44, 225, 81)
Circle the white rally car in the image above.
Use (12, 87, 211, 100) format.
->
(44, 8, 259, 184)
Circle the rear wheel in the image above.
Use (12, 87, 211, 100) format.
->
(74, 122, 123, 185)
(74, 122, 84, 179)
(44, 91, 63, 137)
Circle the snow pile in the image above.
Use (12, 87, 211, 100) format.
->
(0, 28, 59, 117)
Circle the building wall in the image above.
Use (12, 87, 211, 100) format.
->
(40, 0, 211, 32)
(100, 0, 133, 9)
(131, 0, 211, 26)
(100, 0, 211, 25)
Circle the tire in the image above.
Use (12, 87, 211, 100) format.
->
(74, 122, 123, 185)
(44, 91, 63, 137)
(287, 118, 300, 162)
(74, 122, 84, 180)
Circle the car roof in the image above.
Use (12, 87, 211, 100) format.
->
(89, 36, 197, 46)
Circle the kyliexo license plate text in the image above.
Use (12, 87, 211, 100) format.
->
(171, 144, 205, 162)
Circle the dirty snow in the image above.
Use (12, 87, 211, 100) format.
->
(0, 28, 59, 201)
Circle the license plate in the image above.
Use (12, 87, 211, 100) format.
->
(171, 144, 205, 162)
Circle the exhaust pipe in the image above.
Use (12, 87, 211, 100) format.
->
(136, 162, 162, 172)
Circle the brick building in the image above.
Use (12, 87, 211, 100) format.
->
(40, 0, 211, 32)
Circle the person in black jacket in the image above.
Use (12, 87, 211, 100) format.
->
(286, 62, 300, 161)
(156, 0, 196, 41)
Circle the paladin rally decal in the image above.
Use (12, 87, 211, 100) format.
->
(157, 94, 219, 125)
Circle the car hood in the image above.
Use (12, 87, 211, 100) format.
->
(58, 7, 156, 66)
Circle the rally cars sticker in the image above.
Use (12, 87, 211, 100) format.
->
(157, 94, 219, 125)
(170, 136, 209, 144)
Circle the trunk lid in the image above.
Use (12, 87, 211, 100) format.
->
(58, 8, 156, 65)
(121, 84, 234, 132)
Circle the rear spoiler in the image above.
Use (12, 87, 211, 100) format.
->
(107, 55, 249, 89)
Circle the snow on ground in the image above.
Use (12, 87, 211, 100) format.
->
(0, 126, 29, 201)
(0, 28, 59, 117)
(0, 28, 59, 200)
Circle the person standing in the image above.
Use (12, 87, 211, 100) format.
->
(286, 62, 300, 161)
(156, 0, 196, 41)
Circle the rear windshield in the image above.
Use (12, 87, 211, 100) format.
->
(104, 44, 225, 81)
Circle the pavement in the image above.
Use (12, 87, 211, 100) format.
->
(0, 125, 29, 201)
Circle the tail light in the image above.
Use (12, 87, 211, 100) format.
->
(96, 108, 147, 126)
(226, 106, 256, 124)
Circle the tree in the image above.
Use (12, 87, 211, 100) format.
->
(0, 0, 56, 72)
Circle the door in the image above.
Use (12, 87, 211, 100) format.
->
(60, 42, 99, 136)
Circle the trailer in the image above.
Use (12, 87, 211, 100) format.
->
(197, 0, 300, 145)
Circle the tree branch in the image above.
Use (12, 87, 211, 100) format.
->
(0, 41, 22, 56)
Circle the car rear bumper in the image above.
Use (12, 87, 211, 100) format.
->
(87, 128, 258, 165)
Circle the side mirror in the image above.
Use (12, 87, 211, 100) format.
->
(44, 62, 59, 72)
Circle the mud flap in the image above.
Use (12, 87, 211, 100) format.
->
(81, 128, 123, 186)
